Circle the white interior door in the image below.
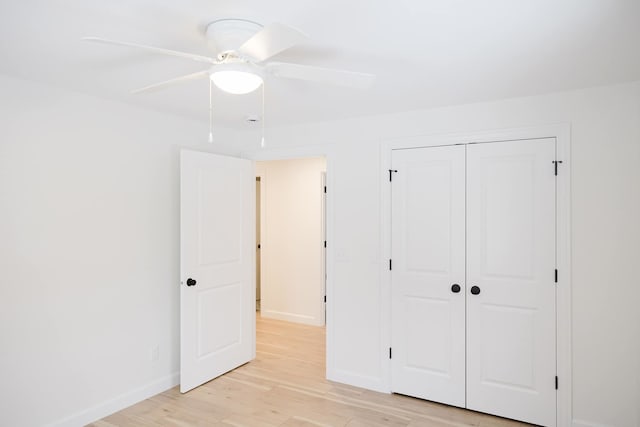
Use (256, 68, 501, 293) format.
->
(180, 150, 255, 393)
(391, 145, 466, 407)
(466, 139, 556, 426)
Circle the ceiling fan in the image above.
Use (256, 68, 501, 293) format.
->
(83, 19, 376, 95)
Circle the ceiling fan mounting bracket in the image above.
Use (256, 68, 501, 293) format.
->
(205, 19, 264, 54)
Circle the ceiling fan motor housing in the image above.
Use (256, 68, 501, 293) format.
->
(206, 19, 263, 55)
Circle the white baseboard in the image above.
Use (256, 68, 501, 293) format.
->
(261, 309, 322, 326)
(572, 419, 613, 427)
(327, 368, 389, 394)
(48, 372, 179, 427)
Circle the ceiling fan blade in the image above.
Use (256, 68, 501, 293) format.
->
(237, 23, 308, 62)
(82, 37, 218, 65)
(266, 62, 375, 89)
(131, 70, 210, 94)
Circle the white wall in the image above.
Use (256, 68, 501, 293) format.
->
(0, 74, 254, 427)
(256, 158, 326, 326)
(1, 70, 638, 427)
(249, 81, 640, 427)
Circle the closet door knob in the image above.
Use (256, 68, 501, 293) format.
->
(186, 278, 197, 287)
(470, 285, 481, 295)
(451, 284, 461, 293)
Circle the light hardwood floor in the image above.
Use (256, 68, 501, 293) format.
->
(90, 316, 530, 427)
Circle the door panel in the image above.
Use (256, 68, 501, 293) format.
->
(196, 168, 242, 265)
(197, 283, 242, 356)
(466, 139, 556, 426)
(180, 150, 255, 393)
(405, 296, 452, 373)
(391, 145, 466, 408)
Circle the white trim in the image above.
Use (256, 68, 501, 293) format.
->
(378, 139, 393, 394)
(256, 173, 264, 314)
(380, 123, 572, 427)
(321, 170, 327, 327)
(556, 124, 572, 427)
(48, 372, 179, 427)
(245, 143, 334, 162)
(330, 369, 389, 394)
(572, 419, 613, 427)
(261, 309, 322, 326)
(383, 123, 570, 149)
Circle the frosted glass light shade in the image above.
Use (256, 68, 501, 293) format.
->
(210, 70, 263, 95)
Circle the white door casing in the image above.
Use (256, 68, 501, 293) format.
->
(322, 171, 327, 325)
(391, 145, 466, 407)
(465, 139, 556, 426)
(180, 150, 255, 393)
(256, 177, 261, 306)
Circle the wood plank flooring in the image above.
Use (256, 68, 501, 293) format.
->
(90, 316, 530, 427)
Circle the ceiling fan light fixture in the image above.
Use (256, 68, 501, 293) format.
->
(210, 67, 263, 95)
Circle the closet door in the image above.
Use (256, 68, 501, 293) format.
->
(466, 139, 556, 426)
(391, 145, 466, 407)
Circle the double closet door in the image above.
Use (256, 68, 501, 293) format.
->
(391, 139, 557, 426)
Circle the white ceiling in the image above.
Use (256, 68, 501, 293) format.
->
(1, 0, 639, 129)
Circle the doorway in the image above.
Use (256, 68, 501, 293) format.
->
(179, 151, 330, 395)
(255, 157, 327, 326)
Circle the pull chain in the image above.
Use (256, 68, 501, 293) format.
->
(208, 79, 214, 143)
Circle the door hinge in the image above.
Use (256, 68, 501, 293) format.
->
(324, 295, 326, 303)
(389, 169, 398, 182)
(389, 347, 392, 359)
(555, 376, 558, 390)
(324, 185, 327, 193)
(389, 259, 392, 270)
(552, 160, 563, 176)
(324, 240, 327, 248)
(555, 269, 558, 283)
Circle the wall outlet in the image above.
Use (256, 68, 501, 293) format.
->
(150, 344, 159, 362)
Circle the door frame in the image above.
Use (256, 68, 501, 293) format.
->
(380, 124, 572, 427)
(244, 145, 333, 373)
(255, 176, 263, 312)
(321, 171, 327, 325)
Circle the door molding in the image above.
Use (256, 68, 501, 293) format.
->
(380, 124, 572, 427)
